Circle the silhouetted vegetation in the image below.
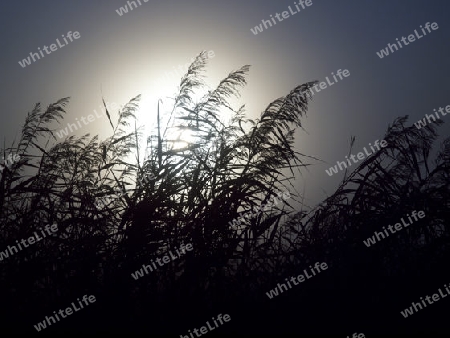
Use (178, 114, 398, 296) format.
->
(1, 51, 449, 335)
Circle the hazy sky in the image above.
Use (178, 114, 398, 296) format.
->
(1, 0, 449, 208)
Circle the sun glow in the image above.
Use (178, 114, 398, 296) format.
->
(134, 51, 229, 161)
(136, 97, 200, 163)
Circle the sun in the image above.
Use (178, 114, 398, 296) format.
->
(136, 96, 202, 162)
(135, 73, 214, 157)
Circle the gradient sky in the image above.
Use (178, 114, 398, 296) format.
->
(1, 0, 449, 209)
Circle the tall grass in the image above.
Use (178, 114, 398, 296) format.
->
(1, 51, 449, 334)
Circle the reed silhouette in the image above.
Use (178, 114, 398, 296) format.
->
(1, 51, 449, 334)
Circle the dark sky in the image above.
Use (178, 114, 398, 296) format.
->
(1, 0, 449, 208)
